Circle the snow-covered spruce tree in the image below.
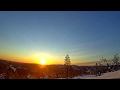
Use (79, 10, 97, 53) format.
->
(112, 54, 119, 70)
(64, 54, 71, 79)
(95, 63, 98, 76)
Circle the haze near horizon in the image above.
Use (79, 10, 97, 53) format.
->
(0, 11, 120, 66)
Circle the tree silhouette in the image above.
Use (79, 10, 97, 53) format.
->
(64, 54, 71, 79)
(99, 57, 107, 67)
(100, 57, 107, 63)
(99, 57, 107, 75)
(112, 54, 119, 70)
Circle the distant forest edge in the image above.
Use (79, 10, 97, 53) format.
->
(0, 58, 92, 79)
(0, 57, 119, 66)
(0, 53, 120, 79)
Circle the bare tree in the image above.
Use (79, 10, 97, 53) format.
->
(100, 57, 107, 62)
(112, 54, 119, 70)
(64, 54, 71, 79)
(98, 57, 107, 75)
(99, 57, 107, 68)
(100, 57, 107, 64)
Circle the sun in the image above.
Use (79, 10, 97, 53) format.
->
(40, 59, 46, 65)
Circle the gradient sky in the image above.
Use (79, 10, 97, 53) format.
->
(0, 11, 120, 65)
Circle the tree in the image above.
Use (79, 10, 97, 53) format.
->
(99, 57, 107, 75)
(112, 54, 119, 70)
(95, 63, 98, 76)
(64, 54, 71, 79)
(100, 57, 107, 64)
(99, 57, 107, 68)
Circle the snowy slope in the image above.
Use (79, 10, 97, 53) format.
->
(72, 70, 120, 79)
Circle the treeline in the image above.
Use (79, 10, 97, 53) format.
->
(84, 54, 120, 76)
(0, 53, 119, 79)
(0, 59, 85, 79)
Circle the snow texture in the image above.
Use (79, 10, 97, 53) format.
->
(0, 73, 6, 79)
(10, 65, 16, 72)
(71, 70, 120, 79)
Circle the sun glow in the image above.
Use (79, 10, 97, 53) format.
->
(32, 52, 55, 65)
(40, 58, 46, 65)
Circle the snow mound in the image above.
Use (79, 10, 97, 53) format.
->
(72, 70, 120, 79)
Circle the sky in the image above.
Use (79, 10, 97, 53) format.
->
(0, 11, 120, 65)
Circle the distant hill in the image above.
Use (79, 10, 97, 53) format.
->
(74, 59, 113, 66)
(0, 58, 89, 79)
(1, 58, 113, 79)
(0, 59, 91, 70)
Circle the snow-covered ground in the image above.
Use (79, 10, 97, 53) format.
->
(72, 70, 120, 79)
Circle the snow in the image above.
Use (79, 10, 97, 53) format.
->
(27, 75, 34, 79)
(71, 70, 120, 79)
(27, 75, 31, 79)
(0, 73, 6, 79)
(44, 75, 48, 79)
(10, 65, 16, 72)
